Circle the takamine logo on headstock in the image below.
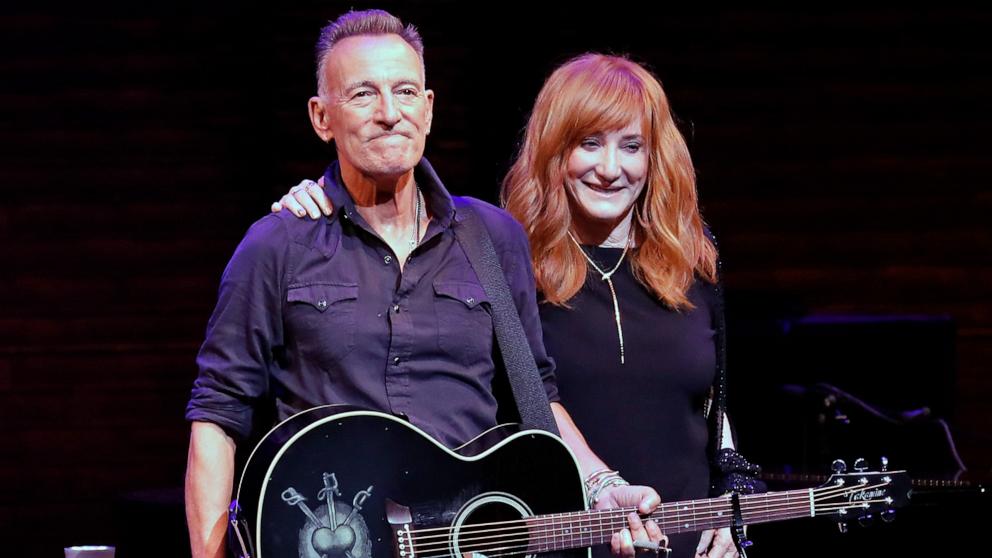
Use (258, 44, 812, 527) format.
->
(847, 487, 888, 503)
(815, 457, 912, 532)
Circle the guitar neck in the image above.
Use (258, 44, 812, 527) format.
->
(525, 489, 813, 553)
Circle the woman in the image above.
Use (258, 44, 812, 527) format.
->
(275, 54, 755, 558)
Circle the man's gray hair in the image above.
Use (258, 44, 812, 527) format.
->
(315, 9, 425, 95)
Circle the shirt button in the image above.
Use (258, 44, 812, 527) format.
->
(384, 255, 392, 264)
(392, 356, 400, 365)
(466, 297, 474, 305)
(317, 299, 328, 310)
(393, 304, 400, 313)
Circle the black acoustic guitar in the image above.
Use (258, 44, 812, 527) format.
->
(229, 406, 911, 558)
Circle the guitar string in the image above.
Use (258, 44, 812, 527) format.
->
(405, 490, 893, 556)
(405, 486, 893, 552)
(410, 500, 892, 558)
(406, 507, 888, 558)
(405, 489, 804, 536)
(405, 481, 891, 545)
(404, 487, 884, 544)
(405, 479, 885, 537)
(454, 504, 878, 558)
(408, 503, 883, 557)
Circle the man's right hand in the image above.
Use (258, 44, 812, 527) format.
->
(271, 178, 332, 219)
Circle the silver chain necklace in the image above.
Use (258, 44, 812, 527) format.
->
(409, 184, 422, 248)
(567, 230, 632, 365)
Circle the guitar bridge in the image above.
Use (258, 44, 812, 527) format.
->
(386, 499, 415, 558)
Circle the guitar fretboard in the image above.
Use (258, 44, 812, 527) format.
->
(523, 489, 813, 553)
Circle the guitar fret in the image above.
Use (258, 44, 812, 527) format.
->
(545, 513, 551, 552)
(577, 511, 583, 548)
(597, 508, 604, 547)
(562, 512, 568, 550)
(547, 513, 555, 552)
(560, 512, 568, 551)
(526, 517, 539, 553)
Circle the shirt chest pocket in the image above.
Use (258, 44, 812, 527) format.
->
(433, 280, 493, 366)
(286, 283, 359, 367)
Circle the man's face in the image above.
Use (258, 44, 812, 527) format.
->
(318, 34, 434, 180)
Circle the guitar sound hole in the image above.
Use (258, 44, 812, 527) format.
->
(451, 492, 534, 558)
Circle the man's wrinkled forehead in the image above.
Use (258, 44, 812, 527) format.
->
(323, 34, 426, 93)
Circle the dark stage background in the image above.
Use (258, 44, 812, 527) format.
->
(2, 3, 990, 556)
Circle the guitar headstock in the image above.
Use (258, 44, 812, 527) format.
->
(813, 458, 911, 530)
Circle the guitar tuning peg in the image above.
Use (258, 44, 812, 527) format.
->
(853, 457, 868, 472)
(837, 521, 848, 534)
(881, 509, 897, 523)
(857, 514, 874, 528)
(831, 459, 847, 474)
(880, 456, 889, 472)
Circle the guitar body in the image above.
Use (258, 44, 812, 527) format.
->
(231, 406, 588, 558)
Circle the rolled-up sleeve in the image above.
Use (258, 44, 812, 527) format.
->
(186, 215, 288, 441)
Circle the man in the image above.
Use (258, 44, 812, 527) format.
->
(185, 10, 663, 558)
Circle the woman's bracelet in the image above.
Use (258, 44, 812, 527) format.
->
(584, 469, 630, 506)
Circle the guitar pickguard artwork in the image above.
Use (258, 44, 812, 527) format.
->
(281, 472, 374, 558)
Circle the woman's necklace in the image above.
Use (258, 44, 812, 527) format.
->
(568, 230, 632, 364)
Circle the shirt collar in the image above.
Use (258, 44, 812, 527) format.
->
(320, 157, 457, 229)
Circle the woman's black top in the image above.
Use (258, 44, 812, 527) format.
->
(539, 246, 719, 558)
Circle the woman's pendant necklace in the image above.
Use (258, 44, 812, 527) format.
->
(568, 231, 632, 365)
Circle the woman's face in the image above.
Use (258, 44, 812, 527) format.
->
(565, 118, 648, 236)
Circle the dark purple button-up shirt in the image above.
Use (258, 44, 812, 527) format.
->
(186, 159, 557, 447)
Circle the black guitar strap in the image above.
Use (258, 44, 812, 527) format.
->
(452, 198, 559, 435)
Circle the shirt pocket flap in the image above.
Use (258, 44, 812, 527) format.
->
(287, 283, 358, 312)
(433, 280, 489, 309)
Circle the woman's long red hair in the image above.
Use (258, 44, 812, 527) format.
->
(502, 53, 717, 309)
